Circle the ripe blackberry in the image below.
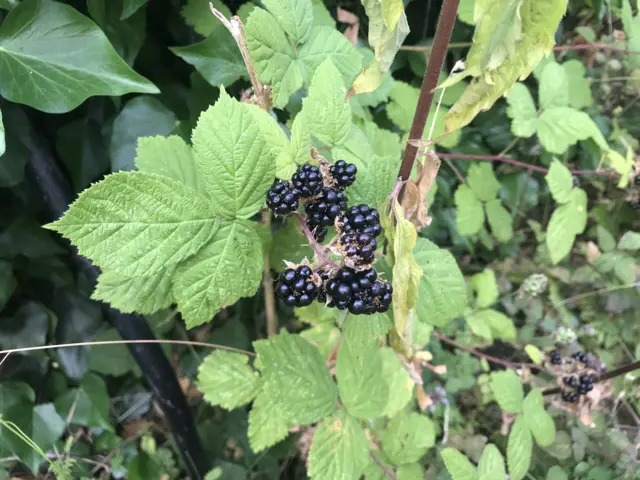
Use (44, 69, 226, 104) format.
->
(561, 392, 580, 403)
(276, 266, 317, 307)
(562, 376, 578, 388)
(549, 349, 562, 365)
(324, 268, 392, 315)
(340, 204, 382, 237)
(316, 269, 330, 303)
(341, 232, 377, 266)
(307, 222, 328, 243)
(329, 160, 357, 190)
(305, 187, 347, 227)
(266, 180, 300, 215)
(292, 163, 323, 198)
(578, 374, 595, 394)
(635, 175, 640, 186)
(572, 351, 588, 363)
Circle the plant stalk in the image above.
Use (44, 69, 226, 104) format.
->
(397, 0, 460, 201)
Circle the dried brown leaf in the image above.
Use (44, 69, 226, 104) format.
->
(401, 153, 441, 229)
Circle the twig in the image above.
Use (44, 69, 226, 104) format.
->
(432, 331, 544, 372)
(261, 211, 278, 336)
(397, 0, 460, 202)
(369, 452, 397, 480)
(0, 454, 107, 470)
(210, 5, 269, 111)
(294, 212, 339, 268)
(432, 152, 618, 178)
(399, 41, 472, 52)
(543, 360, 640, 396)
(554, 43, 640, 55)
(443, 157, 467, 184)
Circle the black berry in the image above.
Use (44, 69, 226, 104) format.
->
(562, 376, 578, 388)
(307, 222, 328, 242)
(292, 163, 323, 198)
(305, 187, 347, 227)
(571, 351, 588, 363)
(549, 349, 562, 365)
(340, 204, 382, 237)
(276, 266, 318, 307)
(635, 176, 640, 186)
(329, 160, 357, 190)
(561, 392, 580, 403)
(266, 179, 300, 215)
(324, 267, 392, 315)
(341, 232, 377, 266)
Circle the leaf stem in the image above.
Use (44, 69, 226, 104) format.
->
(397, 0, 460, 201)
(543, 360, 640, 396)
(369, 452, 397, 480)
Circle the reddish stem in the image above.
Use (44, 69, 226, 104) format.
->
(554, 43, 640, 55)
(397, 0, 460, 201)
(369, 453, 396, 480)
(433, 152, 617, 178)
(294, 213, 338, 268)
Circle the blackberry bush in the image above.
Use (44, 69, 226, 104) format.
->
(266, 179, 301, 215)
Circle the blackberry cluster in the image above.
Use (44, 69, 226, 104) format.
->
(329, 160, 357, 190)
(549, 349, 562, 365)
(323, 267, 392, 315)
(266, 180, 300, 215)
(292, 163, 323, 198)
(305, 187, 347, 242)
(561, 374, 595, 402)
(636, 175, 640, 186)
(341, 232, 377, 266)
(340, 205, 382, 237)
(572, 351, 588, 364)
(275, 266, 317, 307)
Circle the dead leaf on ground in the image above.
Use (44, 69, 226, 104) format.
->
(401, 152, 441, 229)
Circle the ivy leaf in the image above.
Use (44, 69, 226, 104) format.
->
(618, 231, 640, 251)
(248, 385, 290, 453)
(545, 160, 573, 204)
(181, 0, 232, 37)
(506, 83, 537, 137)
(121, 0, 147, 20)
(455, 185, 485, 236)
(254, 332, 338, 425)
(263, 0, 314, 45)
(0, 0, 158, 113)
(336, 339, 389, 419)
(92, 267, 175, 315)
(191, 89, 277, 219)
(135, 136, 203, 193)
(303, 58, 351, 148)
(308, 410, 370, 480)
(546, 188, 588, 264)
(87, 329, 136, 377)
(172, 220, 263, 328)
(379, 347, 414, 418)
(441, 448, 476, 480)
(170, 28, 247, 87)
(485, 199, 513, 243)
(382, 412, 435, 464)
(537, 108, 600, 154)
(477, 444, 506, 480)
(198, 350, 260, 410)
(507, 416, 533, 480)
(523, 389, 556, 447)
(46, 172, 219, 277)
(392, 205, 423, 339)
(539, 62, 569, 110)
(468, 163, 501, 202)
(489, 370, 524, 413)
(413, 238, 468, 327)
(563, 60, 593, 109)
(472, 268, 498, 310)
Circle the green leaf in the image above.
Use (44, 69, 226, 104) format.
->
(546, 188, 588, 264)
(192, 89, 276, 218)
(392, 205, 423, 339)
(458, 0, 475, 25)
(471, 268, 499, 308)
(46, 171, 219, 277)
(121, 0, 147, 19)
(382, 412, 435, 464)
(0, 107, 4, 157)
(506, 83, 537, 137)
(539, 62, 569, 109)
(596, 225, 616, 252)
(473, 309, 516, 341)
(525, 344, 543, 364)
(135, 135, 203, 193)
(545, 160, 573, 204)
(546, 466, 569, 480)
(523, 389, 556, 446)
(0, 0, 158, 113)
(342, 312, 393, 351)
(349, 155, 396, 209)
(88, 329, 136, 377)
(467, 163, 501, 202)
(303, 58, 351, 148)
(198, 350, 260, 410)
(563, 60, 593, 109)
(414, 238, 468, 326)
(387, 81, 420, 131)
(300, 323, 342, 357)
(270, 217, 314, 267)
(477, 444, 506, 480)
(248, 384, 290, 452)
(396, 463, 424, 480)
(288, 110, 312, 168)
(465, 311, 493, 340)
(336, 339, 389, 419)
(379, 347, 414, 418)
(618, 231, 640, 250)
(621, 0, 640, 69)
(181, 0, 231, 37)
(537, 108, 601, 154)
(441, 448, 476, 480)
(254, 332, 338, 425)
(172, 220, 263, 328)
(308, 410, 370, 480)
(485, 199, 513, 243)
(263, 0, 313, 45)
(298, 26, 362, 84)
(489, 370, 524, 413)
(170, 29, 247, 87)
(507, 416, 533, 480)
(55, 374, 112, 430)
(455, 185, 485, 236)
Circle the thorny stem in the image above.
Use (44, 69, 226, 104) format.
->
(369, 452, 397, 480)
(210, 5, 269, 111)
(397, 0, 460, 202)
(543, 360, 640, 396)
(432, 152, 618, 178)
(432, 331, 545, 372)
(294, 212, 339, 268)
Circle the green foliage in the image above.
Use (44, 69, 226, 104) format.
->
(441, 448, 476, 480)
(507, 417, 533, 480)
(382, 412, 435, 464)
(522, 389, 556, 447)
(489, 370, 524, 413)
(477, 444, 506, 480)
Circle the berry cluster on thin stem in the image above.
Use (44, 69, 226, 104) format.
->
(543, 359, 640, 396)
(294, 212, 339, 268)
